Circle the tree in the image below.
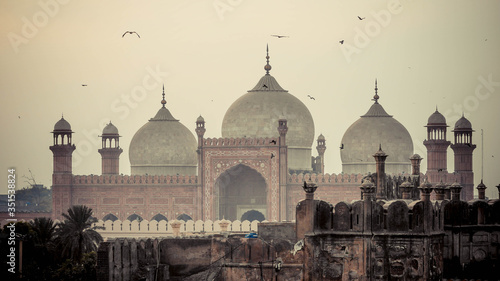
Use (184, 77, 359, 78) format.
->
(55, 205, 103, 262)
(30, 217, 56, 248)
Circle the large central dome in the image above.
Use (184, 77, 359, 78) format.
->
(340, 82, 413, 175)
(129, 90, 197, 176)
(221, 48, 315, 171)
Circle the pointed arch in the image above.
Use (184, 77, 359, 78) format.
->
(241, 210, 265, 222)
(151, 213, 168, 222)
(177, 214, 193, 222)
(103, 213, 118, 222)
(127, 214, 143, 221)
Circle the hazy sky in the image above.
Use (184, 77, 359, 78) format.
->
(1, 1, 499, 199)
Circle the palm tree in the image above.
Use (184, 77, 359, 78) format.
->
(30, 217, 56, 248)
(56, 205, 103, 262)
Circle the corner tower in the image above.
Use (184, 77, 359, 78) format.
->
(98, 122, 122, 175)
(450, 114, 476, 201)
(423, 108, 451, 183)
(50, 116, 76, 219)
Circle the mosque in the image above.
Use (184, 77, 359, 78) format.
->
(49, 49, 477, 222)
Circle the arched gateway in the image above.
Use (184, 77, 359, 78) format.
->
(215, 164, 267, 221)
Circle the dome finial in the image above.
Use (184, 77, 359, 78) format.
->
(264, 44, 272, 75)
(372, 79, 379, 103)
(161, 85, 166, 108)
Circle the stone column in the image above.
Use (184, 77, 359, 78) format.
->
(477, 180, 487, 200)
(296, 181, 317, 240)
(373, 145, 388, 200)
(450, 182, 462, 201)
(418, 178, 433, 234)
(434, 180, 446, 200)
(410, 154, 423, 175)
(360, 179, 375, 233)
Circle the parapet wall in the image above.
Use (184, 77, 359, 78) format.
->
(202, 137, 277, 147)
(72, 174, 198, 185)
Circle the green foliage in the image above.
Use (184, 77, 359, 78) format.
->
(55, 205, 104, 262)
(52, 251, 97, 281)
(16, 185, 52, 211)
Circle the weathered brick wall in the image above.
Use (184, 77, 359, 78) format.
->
(98, 236, 305, 281)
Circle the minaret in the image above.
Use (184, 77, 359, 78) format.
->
(195, 114, 206, 220)
(450, 114, 476, 201)
(278, 119, 288, 220)
(423, 108, 451, 183)
(98, 122, 122, 175)
(50, 116, 76, 219)
(315, 134, 326, 174)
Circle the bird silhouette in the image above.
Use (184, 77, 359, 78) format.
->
(339, 40, 344, 44)
(307, 95, 315, 100)
(263, 84, 268, 88)
(18, 116, 20, 119)
(438, 169, 443, 172)
(82, 84, 87, 86)
(270, 140, 277, 144)
(122, 31, 140, 38)
(271, 35, 289, 38)
(271, 153, 275, 159)
(340, 144, 344, 149)
(358, 16, 365, 20)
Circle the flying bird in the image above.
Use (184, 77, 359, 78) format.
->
(82, 84, 87, 86)
(358, 16, 365, 20)
(340, 144, 344, 149)
(122, 31, 140, 38)
(339, 40, 344, 44)
(307, 95, 315, 100)
(271, 35, 289, 38)
(271, 153, 275, 159)
(270, 140, 277, 144)
(18, 116, 20, 119)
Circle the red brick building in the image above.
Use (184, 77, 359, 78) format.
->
(49, 51, 477, 223)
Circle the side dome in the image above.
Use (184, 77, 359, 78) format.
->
(129, 93, 197, 176)
(427, 109, 446, 125)
(102, 122, 119, 135)
(221, 51, 315, 172)
(53, 117, 72, 131)
(340, 83, 413, 175)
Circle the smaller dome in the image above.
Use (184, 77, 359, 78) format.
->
(317, 134, 325, 141)
(454, 115, 472, 130)
(102, 122, 119, 135)
(53, 117, 71, 131)
(427, 110, 446, 125)
(197, 115, 205, 123)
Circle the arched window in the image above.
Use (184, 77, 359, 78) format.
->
(241, 210, 265, 222)
(151, 214, 168, 222)
(103, 213, 118, 222)
(127, 214, 143, 221)
(177, 214, 193, 222)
